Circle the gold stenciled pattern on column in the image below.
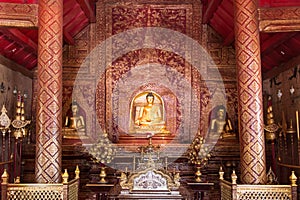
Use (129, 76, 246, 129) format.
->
(234, 0, 266, 184)
(36, 0, 63, 183)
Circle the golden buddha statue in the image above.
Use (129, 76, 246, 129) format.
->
(135, 93, 164, 126)
(209, 106, 234, 139)
(63, 100, 86, 138)
(130, 92, 169, 134)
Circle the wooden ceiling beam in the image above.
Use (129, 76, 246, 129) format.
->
(263, 54, 300, 80)
(261, 32, 297, 55)
(259, 7, 300, 32)
(64, 11, 88, 35)
(0, 2, 38, 28)
(63, 30, 75, 45)
(5, 28, 38, 53)
(76, 0, 96, 23)
(262, 55, 279, 67)
(0, 54, 33, 78)
(217, 4, 233, 29)
(64, 4, 82, 26)
(210, 18, 228, 38)
(214, 12, 232, 32)
(203, 0, 223, 24)
(261, 61, 272, 73)
(223, 31, 234, 46)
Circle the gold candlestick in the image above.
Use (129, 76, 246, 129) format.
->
(296, 110, 300, 165)
(99, 166, 107, 183)
(195, 165, 202, 182)
(296, 110, 299, 140)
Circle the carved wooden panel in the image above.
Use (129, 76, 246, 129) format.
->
(207, 26, 236, 81)
(0, 2, 38, 28)
(63, 25, 93, 70)
(259, 7, 300, 32)
(260, 0, 300, 7)
(61, 0, 238, 147)
(98, 1, 201, 142)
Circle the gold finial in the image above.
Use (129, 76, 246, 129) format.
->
(231, 170, 237, 184)
(289, 171, 297, 186)
(1, 169, 8, 184)
(62, 169, 69, 183)
(14, 176, 20, 183)
(219, 166, 224, 180)
(286, 119, 296, 134)
(75, 165, 80, 179)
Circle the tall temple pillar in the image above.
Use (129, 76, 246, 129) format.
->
(233, 0, 267, 184)
(35, 0, 63, 183)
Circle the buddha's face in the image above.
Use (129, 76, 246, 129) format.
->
(146, 96, 154, 104)
(71, 105, 78, 115)
(217, 109, 225, 119)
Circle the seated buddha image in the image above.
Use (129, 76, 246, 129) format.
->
(208, 105, 234, 139)
(63, 100, 86, 136)
(130, 92, 169, 134)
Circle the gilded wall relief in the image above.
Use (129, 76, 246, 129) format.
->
(0, 3, 38, 28)
(100, 1, 217, 143)
(110, 5, 189, 35)
(63, 25, 94, 72)
(96, 48, 199, 141)
(206, 26, 236, 81)
(102, 2, 195, 141)
(60, 0, 239, 144)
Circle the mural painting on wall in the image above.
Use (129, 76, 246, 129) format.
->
(129, 91, 170, 135)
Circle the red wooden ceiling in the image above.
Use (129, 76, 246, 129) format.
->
(0, 0, 95, 70)
(202, 0, 300, 76)
(1, 0, 300, 78)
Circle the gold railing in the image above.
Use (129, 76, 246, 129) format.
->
(1, 165, 80, 200)
(219, 167, 297, 200)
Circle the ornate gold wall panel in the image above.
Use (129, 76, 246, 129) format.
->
(234, 0, 266, 184)
(206, 27, 237, 81)
(259, 7, 300, 32)
(63, 25, 93, 69)
(35, 0, 63, 183)
(96, 49, 191, 139)
(61, 0, 238, 144)
(0, 3, 38, 28)
(95, 1, 202, 141)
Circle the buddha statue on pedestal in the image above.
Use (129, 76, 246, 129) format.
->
(208, 106, 234, 139)
(130, 92, 169, 134)
(63, 100, 86, 139)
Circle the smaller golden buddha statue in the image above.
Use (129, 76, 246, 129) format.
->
(63, 100, 86, 138)
(209, 106, 234, 139)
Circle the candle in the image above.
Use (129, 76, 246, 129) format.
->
(296, 110, 299, 140)
(133, 155, 136, 172)
(165, 156, 168, 170)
